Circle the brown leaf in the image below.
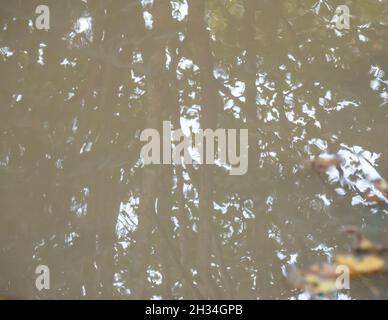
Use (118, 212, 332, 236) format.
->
(304, 156, 342, 173)
(343, 226, 386, 255)
(287, 262, 339, 295)
(374, 179, 388, 196)
(335, 254, 386, 276)
(364, 193, 385, 203)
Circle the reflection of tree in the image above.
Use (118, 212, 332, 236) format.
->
(2, 0, 388, 299)
(186, 0, 221, 299)
(72, 0, 148, 297)
(130, 0, 206, 299)
(102, 0, 388, 299)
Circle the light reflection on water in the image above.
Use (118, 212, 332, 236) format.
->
(0, 0, 388, 299)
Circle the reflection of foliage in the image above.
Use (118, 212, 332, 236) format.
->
(206, 0, 247, 48)
(207, 0, 246, 34)
(1, 0, 388, 299)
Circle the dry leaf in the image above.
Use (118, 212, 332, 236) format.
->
(364, 179, 388, 203)
(304, 156, 342, 173)
(304, 274, 338, 295)
(287, 263, 339, 295)
(365, 193, 385, 203)
(308, 262, 338, 277)
(343, 226, 386, 255)
(374, 179, 388, 196)
(335, 254, 386, 276)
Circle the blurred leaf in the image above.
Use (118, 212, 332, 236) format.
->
(335, 254, 386, 276)
(287, 262, 338, 295)
(304, 274, 337, 295)
(374, 179, 388, 197)
(343, 226, 386, 255)
(303, 154, 342, 173)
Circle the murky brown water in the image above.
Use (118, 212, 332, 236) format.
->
(1, 0, 388, 299)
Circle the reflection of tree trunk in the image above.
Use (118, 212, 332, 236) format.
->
(168, 36, 194, 298)
(157, 165, 174, 299)
(131, 75, 162, 298)
(244, 0, 259, 172)
(130, 0, 172, 299)
(131, 0, 205, 299)
(176, 165, 192, 297)
(84, 52, 123, 299)
(79, 0, 144, 298)
(245, 0, 285, 298)
(186, 0, 223, 298)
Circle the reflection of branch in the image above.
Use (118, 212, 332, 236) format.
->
(153, 208, 205, 299)
(186, 0, 220, 298)
(157, 164, 204, 299)
(168, 45, 196, 297)
(217, 82, 248, 109)
(211, 225, 235, 299)
(284, 84, 303, 96)
(132, 0, 204, 297)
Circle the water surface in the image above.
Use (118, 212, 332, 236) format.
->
(1, 0, 388, 299)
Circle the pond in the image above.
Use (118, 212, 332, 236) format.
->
(0, 0, 388, 299)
